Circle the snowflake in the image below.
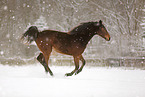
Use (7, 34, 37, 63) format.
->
(6, 34, 10, 38)
(27, 5, 30, 7)
(23, 3, 26, 7)
(0, 51, 4, 55)
(3, 6, 8, 10)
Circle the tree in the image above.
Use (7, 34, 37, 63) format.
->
(141, 4, 145, 47)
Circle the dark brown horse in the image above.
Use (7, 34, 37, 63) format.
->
(21, 20, 110, 76)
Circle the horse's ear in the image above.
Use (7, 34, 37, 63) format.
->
(95, 20, 102, 26)
(99, 20, 102, 25)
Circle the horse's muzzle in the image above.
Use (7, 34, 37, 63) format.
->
(107, 37, 111, 41)
(105, 35, 111, 41)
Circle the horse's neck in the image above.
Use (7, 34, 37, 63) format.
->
(76, 34, 94, 45)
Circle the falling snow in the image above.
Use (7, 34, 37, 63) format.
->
(3, 6, 8, 10)
(0, 0, 144, 74)
(0, 51, 4, 55)
(6, 34, 10, 38)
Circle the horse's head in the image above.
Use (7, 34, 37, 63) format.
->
(21, 26, 39, 44)
(94, 20, 110, 41)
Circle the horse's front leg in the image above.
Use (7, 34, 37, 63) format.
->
(75, 55, 86, 75)
(65, 56, 79, 76)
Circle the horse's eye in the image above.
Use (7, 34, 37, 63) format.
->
(99, 27, 103, 31)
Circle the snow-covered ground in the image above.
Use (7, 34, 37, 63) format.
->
(0, 64, 145, 97)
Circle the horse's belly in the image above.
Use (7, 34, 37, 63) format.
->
(53, 45, 85, 56)
(52, 38, 86, 56)
(53, 47, 72, 55)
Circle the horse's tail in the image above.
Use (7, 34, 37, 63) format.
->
(21, 26, 39, 44)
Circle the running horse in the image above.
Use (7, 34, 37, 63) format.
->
(21, 20, 110, 76)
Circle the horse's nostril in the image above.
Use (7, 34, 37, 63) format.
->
(109, 37, 110, 41)
(105, 37, 110, 41)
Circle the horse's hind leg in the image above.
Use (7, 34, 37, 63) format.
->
(75, 55, 86, 75)
(37, 53, 48, 72)
(43, 53, 53, 76)
(37, 53, 53, 76)
(65, 56, 79, 76)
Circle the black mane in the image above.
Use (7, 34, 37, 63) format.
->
(68, 22, 98, 35)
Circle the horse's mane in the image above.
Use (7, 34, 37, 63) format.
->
(68, 22, 97, 35)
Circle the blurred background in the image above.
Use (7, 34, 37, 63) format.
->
(0, 0, 145, 68)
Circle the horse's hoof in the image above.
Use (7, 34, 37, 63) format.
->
(45, 70, 53, 76)
(50, 72, 54, 76)
(65, 73, 73, 76)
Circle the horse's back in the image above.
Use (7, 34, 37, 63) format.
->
(36, 30, 87, 56)
(36, 30, 69, 46)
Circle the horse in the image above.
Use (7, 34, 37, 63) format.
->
(21, 20, 110, 76)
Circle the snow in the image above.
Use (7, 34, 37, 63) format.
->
(3, 6, 8, 10)
(6, 34, 10, 38)
(0, 51, 4, 55)
(0, 64, 145, 97)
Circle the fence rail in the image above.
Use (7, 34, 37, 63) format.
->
(0, 56, 145, 69)
(105, 57, 145, 68)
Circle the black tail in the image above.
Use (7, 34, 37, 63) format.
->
(21, 26, 39, 44)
